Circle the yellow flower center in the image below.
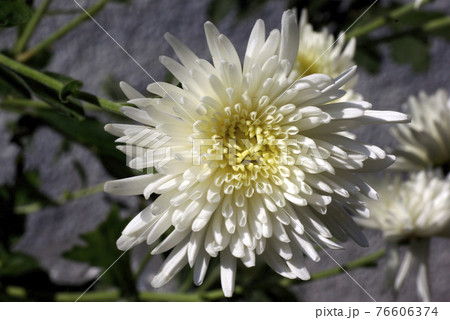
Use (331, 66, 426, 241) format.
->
(197, 98, 295, 189)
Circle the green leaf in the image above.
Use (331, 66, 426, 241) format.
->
(0, 56, 84, 118)
(63, 206, 137, 297)
(0, 0, 32, 27)
(235, 0, 269, 21)
(43, 71, 83, 102)
(14, 169, 56, 210)
(396, 10, 445, 27)
(25, 47, 53, 69)
(390, 35, 430, 72)
(207, 0, 237, 23)
(428, 26, 450, 40)
(9, 113, 40, 145)
(23, 71, 85, 119)
(0, 64, 31, 99)
(33, 87, 85, 120)
(354, 44, 382, 74)
(426, 17, 450, 41)
(0, 248, 40, 277)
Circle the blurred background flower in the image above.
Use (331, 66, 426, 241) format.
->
(291, 9, 360, 101)
(356, 171, 450, 301)
(390, 89, 450, 172)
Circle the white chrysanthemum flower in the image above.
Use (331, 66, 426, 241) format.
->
(356, 171, 450, 301)
(391, 89, 450, 171)
(291, 9, 360, 101)
(104, 10, 408, 297)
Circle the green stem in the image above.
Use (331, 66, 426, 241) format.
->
(0, 98, 111, 114)
(13, 0, 53, 57)
(8, 284, 233, 302)
(59, 182, 105, 202)
(139, 291, 203, 302)
(0, 53, 62, 91)
(279, 248, 385, 288)
(360, 15, 450, 46)
(65, 290, 203, 302)
(346, 1, 432, 40)
(46, 9, 84, 16)
(310, 249, 384, 280)
(17, 0, 109, 63)
(15, 182, 105, 214)
(423, 15, 450, 32)
(57, 290, 120, 302)
(5, 286, 27, 299)
(139, 286, 242, 302)
(1, 98, 49, 110)
(0, 53, 122, 114)
(201, 286, 243, 300)
(72, 90, 122, 114)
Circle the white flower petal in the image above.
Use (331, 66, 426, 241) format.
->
(151, 238, 189, 288)
(262, 242, 296, 279)
(279, 9, 299, 69)
(151, 229, 191, 255)
(193, 249, 210, 286)
(286, 250, 310, 280)
(220, 248, 237, 297)
(240, 247, 256, 267)
(243, 19, 265, 74)
(120, 81, 144, 99)
(104, 174, 159, 196)
(146, 211, 173, 245)
(361, 110, 410, 124)
(164, 32, 199, 70)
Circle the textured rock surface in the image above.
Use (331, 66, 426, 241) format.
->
(0, 0, 449, 301)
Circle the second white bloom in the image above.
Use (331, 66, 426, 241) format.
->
(356, 171, 450, 301)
